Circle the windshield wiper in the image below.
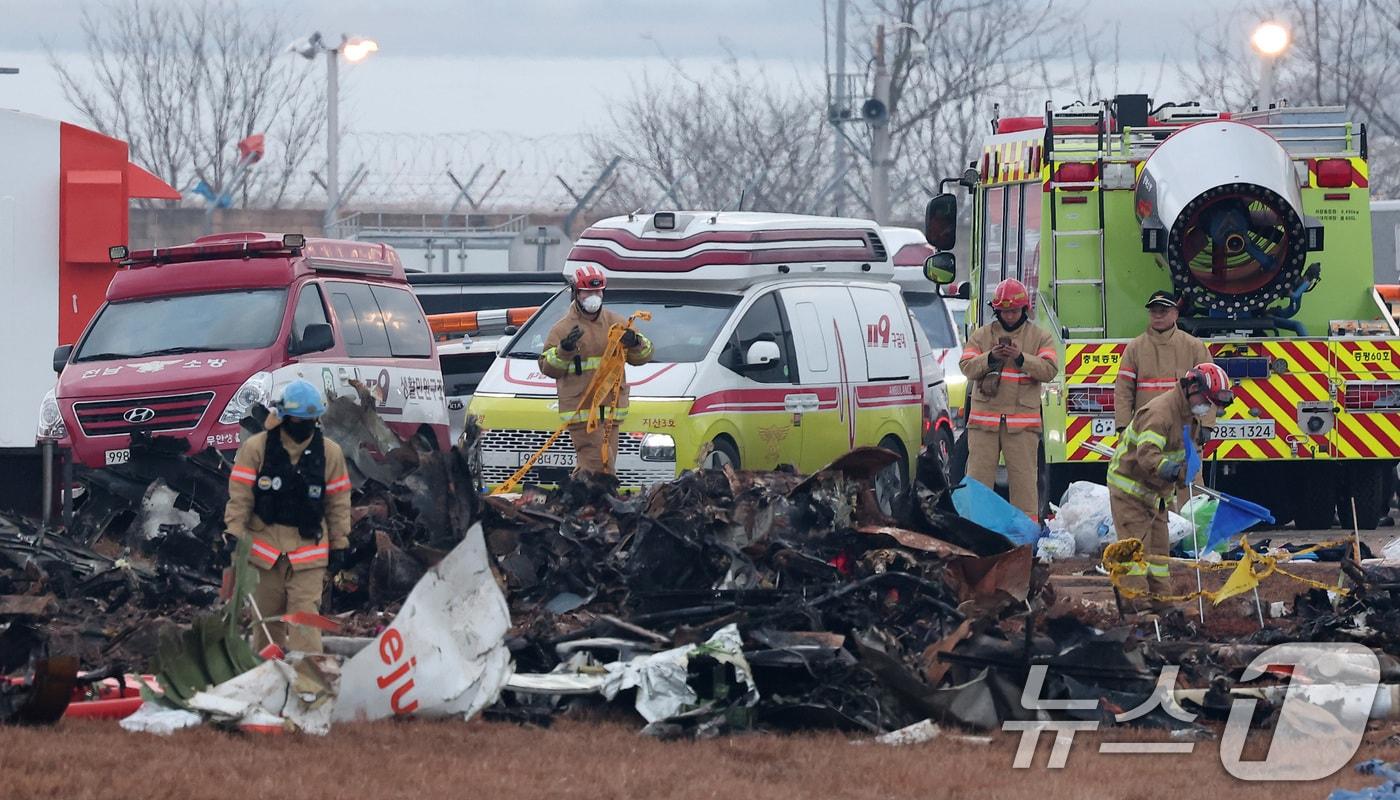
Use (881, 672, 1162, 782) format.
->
(73, 351, 136, 363)
(505, 350, 540, 359)
(136, 346, 224, 357)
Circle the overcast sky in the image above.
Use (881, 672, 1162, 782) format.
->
(2, 0, 1232, 207)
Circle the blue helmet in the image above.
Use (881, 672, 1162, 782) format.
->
(275, 379, 327, 420)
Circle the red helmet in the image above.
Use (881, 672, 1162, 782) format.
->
(1183, 363, 1234, 407)
(571, 265, 606, 291)
(989, 278, 1030, 310)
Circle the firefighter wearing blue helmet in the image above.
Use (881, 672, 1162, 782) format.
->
(223, 379, 352, 653)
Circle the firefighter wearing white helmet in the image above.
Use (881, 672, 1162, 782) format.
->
(539, 265, 654, 475)
(223, 379, 352, 653)
(958, 278, 1059, 521)
(1109, 362, 1234, 608)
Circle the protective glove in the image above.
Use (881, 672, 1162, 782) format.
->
(1156, 457, 1184, 482)
(620, 329, 640, 349)
(560, 326, 583, 352)
(328, 548, 347, 574)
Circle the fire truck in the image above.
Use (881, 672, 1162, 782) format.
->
(924, 95, 1400, 530)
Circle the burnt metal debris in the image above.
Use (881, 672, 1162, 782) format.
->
(6, 398, 1400, 738)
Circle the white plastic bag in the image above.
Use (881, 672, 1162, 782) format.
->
(1055, 482, 1114, 556)
(1035, 529, 1076, 561)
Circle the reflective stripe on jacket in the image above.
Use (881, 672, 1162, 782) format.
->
(1108, 388, 1198, 504)
(538, 302, 653, 415)
(958, 318, 1058, 432)
(1114, 327, 1211, 430)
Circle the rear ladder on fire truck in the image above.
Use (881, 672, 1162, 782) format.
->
(1046, 100, 1108, 337)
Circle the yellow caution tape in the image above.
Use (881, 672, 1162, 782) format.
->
(1100, 536, 1355, 604)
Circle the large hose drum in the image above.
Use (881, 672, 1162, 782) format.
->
(1135, 121, 1321, 316)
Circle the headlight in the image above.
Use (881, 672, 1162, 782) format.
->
(36, 389, 67, 440)
(219, 371, 273, 425)
(640, 433, 676, 462)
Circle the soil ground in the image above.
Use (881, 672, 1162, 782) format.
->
(4, 715, 1400, 800)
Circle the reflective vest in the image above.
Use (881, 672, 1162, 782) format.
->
(252, 429, 328, 539)
(1108, 388, 1197, 504)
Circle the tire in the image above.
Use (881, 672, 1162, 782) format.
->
(1293, 464, 1337, 531)
(1338, 462, 1386, 532)
(703, 436, 740, 470)
(876, 435, 911, 519)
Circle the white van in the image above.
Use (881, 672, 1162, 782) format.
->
(468, 212, 933, 505)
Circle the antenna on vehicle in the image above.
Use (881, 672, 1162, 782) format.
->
(709, 212, 720, 224)
(627, 207, 643, 222)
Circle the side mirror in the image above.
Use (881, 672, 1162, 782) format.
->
(291, 323, 334, 355)
(924, 193, 958, 251)
(52, 344, 74, 374)
(744, 340, 781, 367)
(956, 281, 971, 300)
(959, 167, 980, 190)
(924, 253, 956, 284)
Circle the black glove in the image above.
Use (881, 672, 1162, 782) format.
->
(328, 549, 346, 574)
(219, 532, 239, 566)
(620, 329, 640, 349)
(560, 326, 583, 352)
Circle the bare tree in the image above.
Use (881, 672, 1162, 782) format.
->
(587, 59, 833, 215)
(48, 0, 325, 208)
(1180, 0, 1400, 197)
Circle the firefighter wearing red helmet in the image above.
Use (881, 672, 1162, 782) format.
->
(539, 265, 654, 475)
(1109, 362, 1234, 608)
(958, 278, 1059, 521)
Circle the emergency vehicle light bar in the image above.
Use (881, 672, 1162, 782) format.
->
(112, 238, 299, 267)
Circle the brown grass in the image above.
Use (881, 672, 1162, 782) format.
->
(2, 716, 1398, 800)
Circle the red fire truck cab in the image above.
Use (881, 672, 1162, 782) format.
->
(42, 232, 450, 468)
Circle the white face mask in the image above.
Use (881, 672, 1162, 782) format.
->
(579, 294, 603, 313)
(1191, 403, 1212, 417)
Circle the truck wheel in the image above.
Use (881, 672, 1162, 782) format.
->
(1338, 462, 1386, 532)
(876, 435, 910, 519)
(703, 437, 740, 470)
(1293, 466, 1337, 531)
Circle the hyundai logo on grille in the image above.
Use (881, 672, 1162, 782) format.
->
(123, 407, 157, 424)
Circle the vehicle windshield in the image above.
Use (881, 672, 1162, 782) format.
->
(505, 289, 739, 363)
(74, 289, 288, 362)
(904, 292, 957, 348)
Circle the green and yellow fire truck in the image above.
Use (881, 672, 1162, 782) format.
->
(926, 95, 1400, 529)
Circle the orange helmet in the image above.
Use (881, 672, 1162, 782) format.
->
(989, 278, 1030, 310)
(571, 265, 606, 291)
(1183, 363, 1234, 407)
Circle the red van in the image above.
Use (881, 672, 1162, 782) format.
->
(40, 232, 450, 469)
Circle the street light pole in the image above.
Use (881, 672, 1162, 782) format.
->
(1250, 22, 1290, 109)
(870, 25, 892, 225)
(325, 46, 339, 235)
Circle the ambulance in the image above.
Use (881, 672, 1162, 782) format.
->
(468, 211, 935, 505)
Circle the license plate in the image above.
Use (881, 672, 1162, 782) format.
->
(522, 451, 575, 468)
(1090, 417, 1116, 437)
(105, 448, 131, 466)
(1212, 420, 1276, 440)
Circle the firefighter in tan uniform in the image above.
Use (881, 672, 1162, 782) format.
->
(224, 380, 352, 654)
(958, 278, 1059, 522)
(1108, 363, 1233, 607)
(539, 265, 654, 475)
(1114, 290, 1212, 432)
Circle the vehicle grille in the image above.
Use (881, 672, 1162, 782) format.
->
(73, 391, 216, 437)
(480, 427, 676, 489)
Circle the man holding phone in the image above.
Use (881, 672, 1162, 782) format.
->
(958, 278, 1059, 522)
